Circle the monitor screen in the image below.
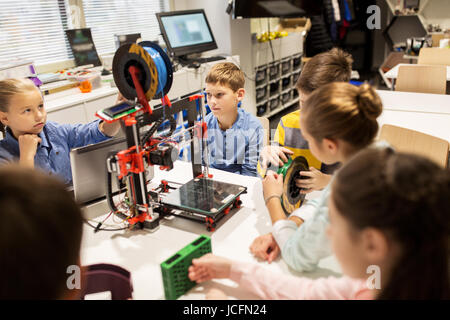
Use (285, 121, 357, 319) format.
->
(156, 9, 217, 58)
(115, 33, 142, 49)
(65, 28, 102, 67)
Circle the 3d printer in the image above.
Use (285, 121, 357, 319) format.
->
(95, 41, 246, 232)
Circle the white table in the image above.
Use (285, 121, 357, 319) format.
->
(376, 90, 450, 143)
(81, 161, 341, 300)
(384, 63, 450, 80)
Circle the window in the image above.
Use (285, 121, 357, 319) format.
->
(82, 0, 169, 55)
(0, 0, 72, 66)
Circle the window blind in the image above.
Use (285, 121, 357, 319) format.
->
(82, 0, 169, 56)
(0, 0, 72, 66)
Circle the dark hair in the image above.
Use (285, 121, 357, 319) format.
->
(301, 82, 382, 156)
(205, 62, 245, 92)
(0, 166, 83, 299)
(297, 47, 353, 94)
(332, 148, 450, 299)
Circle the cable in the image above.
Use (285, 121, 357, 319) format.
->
(267, 19, 275, 62)
(93, 210, 114, 232)
(141, 118, 164, 147)
(106, 161, 119, 213)
(84, 220, 129, 232)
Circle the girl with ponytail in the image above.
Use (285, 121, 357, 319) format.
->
(187, 149, 450, 300)
(254, 82, 385, 272)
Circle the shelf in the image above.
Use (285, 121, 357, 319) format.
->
(385, 0, 430, 15)
(265, 97, 299, 118)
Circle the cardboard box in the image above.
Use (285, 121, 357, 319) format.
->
(276, 18, 311, 34)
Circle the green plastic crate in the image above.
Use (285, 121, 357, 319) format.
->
(160, 235, 212, 300)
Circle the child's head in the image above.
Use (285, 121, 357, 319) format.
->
(205, 62, 245, 119)
(0, 165, 83, 299)
(300, 82, 382, 164)
(296, 47, 353, 105)
(329, 148, 450, 299)
(0, 78, 46, 138)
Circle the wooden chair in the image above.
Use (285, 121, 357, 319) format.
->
(257, 116, 270, 147)
(431, 34, 445, 48)
(418, 47, 450, 66)
(379, 124, 449, 168)
(396, 65, 446, 94)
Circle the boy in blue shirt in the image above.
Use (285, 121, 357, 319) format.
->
(204, 62, 263, 176)
(0, 78, 121, 185)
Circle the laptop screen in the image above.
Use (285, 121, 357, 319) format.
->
(70, 137, 128, 206)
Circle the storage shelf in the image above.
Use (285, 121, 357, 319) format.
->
(254, 51, 303, 118)
(265, 97, 299, 118)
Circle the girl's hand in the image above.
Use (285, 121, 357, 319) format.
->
(99, 120, 121, 137)
(260, 145, 293, 168)
(262, 171, 284, 201)
(296, 167, 332, 194)
(18, 134, 41, 168)
(115, 92, 128, 104)
(188, 253, 232, 283)
(249, 233, 280, 263)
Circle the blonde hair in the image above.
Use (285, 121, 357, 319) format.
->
(302, 82, 382, 155)
(0, 78, 39, 135)
(205, 62, 245, 92)
(297, 47, 353, 94)
(0, 78, 38, 112)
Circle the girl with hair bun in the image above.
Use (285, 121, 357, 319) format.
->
(253, 82, 385, 272)
(188, 149, 450, 300)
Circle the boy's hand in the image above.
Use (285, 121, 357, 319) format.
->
(249, 233, 280, 263)
(296, 167, 332, 194)
(260, 145, 293, 168)
(18, 134, 41, 168)
(262, 171, 283, 201)
(188, 253, 232, 283)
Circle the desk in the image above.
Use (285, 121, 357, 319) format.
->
(81, 161, 341, 300)
(384, 63, 450, 80)
(376, 90, 450, 143)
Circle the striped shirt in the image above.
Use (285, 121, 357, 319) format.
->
(204, 108, 263, 177)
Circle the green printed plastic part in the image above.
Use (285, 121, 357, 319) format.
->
(160, 235, 212, 300)
(277, 157, 292, 177)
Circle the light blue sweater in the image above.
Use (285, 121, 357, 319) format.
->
(273, 183, 332, 272)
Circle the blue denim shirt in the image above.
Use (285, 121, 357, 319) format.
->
(0, 120, 110, 185)
(204, 108, 263, 177)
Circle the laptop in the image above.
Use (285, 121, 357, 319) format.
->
(70, 137, 129, 205)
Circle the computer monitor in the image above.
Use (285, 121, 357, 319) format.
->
(114, 33, 142, 49)
(156, 9, 218, 58)
(65, 28, 102, 67)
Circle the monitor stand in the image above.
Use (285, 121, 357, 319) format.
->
(177, 54, 225, 67)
